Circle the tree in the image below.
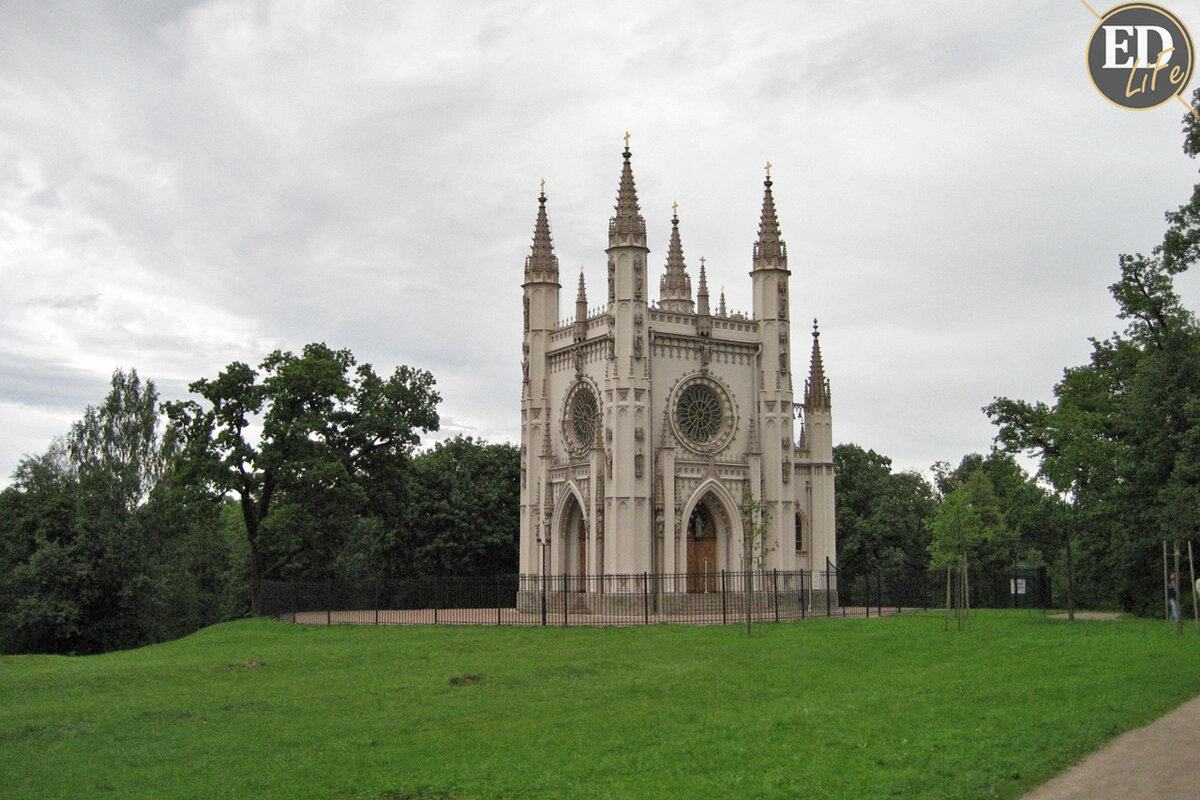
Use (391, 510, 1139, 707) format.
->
(933, 451, 1063, 567)
(0, 369, 237, 654)
(165, 343, 440, 609)
(927, 471, 1011, 572)
(927, 471, 1013, 625)
(401, 437, 519, 577)
(738, 487, 773, 573)
(833, 443, 937, 605)
(987, 91, 1200, 615)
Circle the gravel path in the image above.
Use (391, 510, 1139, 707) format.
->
(1021, 694, 1200, 799)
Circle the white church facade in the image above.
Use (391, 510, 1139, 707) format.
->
(519, 141, 836, 597)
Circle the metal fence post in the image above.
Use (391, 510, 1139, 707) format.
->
(495, 576, 502, 627)
(825, 558, 832, 617)
(772, 569, 780, 622)
(643, 572, 650, 625)
(800, 569, 806, 620)
(721, 570, 728, 624)
(326, 577, 332, 627)
(877, 566, 884, 617)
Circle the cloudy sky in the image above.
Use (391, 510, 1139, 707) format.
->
(3, 0, 1200, 485)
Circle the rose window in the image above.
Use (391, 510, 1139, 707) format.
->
(676, 383, 723, 444)
(570, 387, 598, 449)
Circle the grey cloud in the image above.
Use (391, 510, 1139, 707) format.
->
(0, 352, 109, 410)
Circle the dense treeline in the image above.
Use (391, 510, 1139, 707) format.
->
(0, 348, 518, 654)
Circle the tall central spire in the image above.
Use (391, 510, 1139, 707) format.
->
(609, 134, 647, 247)
(524, 186, 559, 284)
(752, 163, 787, 270)
(659, 204, 694, 312)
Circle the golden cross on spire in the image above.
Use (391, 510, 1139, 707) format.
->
(700, 256, 706, 269)
(623, 131, 630, 148)
(672, 201, 678, 217)
(765, 161, 772, 179)
(540, 178, 545, 194)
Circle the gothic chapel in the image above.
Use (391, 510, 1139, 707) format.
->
(519, 140, 836, 593)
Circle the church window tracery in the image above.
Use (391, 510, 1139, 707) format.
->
(676, 383, 722, 443)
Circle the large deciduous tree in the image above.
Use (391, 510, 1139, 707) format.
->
(165, 343, 440, 609)
(987, 91, 1200, 615)
(0, 370, 234, 654)
(401, 436, 519, 577)
(833, 443, 937, 605)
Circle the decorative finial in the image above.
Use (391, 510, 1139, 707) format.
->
(700, 256, 706, 268)
(540, 178, 545, 195)
(672, 201, 678, 217)
(765, 161, 772, 180)
(624, 131, 630, 148)
(580, 264, 585, 272)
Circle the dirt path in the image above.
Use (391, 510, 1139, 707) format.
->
(1020, 694, 1200, 799)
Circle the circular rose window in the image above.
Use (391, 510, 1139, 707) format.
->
(676, 383, 722, 444)
(671, 377, 735, 454)
(570, 387, 598, 449)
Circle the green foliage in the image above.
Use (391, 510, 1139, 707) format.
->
(833, 443, 936, 597)
(402, 436, 520, 577)
(0, 370, 241, 654)
(933, 451, 1062, 566)
(2, 614, 1198, 800)
(927, 471, 1014, 573)
(165, 343, 441, 603)
(987, 97, 1200, 614)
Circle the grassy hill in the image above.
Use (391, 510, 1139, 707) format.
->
(2, 612, 1198, 800)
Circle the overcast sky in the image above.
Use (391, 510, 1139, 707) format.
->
(3, 0, 1200, 486)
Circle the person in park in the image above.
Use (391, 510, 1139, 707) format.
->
(1168, 573, 1179, 623)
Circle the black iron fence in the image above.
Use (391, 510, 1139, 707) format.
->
(259, 563, 1052, 628)
(262, 569, 840, 626)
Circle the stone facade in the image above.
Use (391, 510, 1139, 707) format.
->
(519, 143, 836, 588)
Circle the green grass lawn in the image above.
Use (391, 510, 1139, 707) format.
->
(2, 611, 1199, 800)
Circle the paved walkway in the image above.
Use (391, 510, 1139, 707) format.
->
(1020, 693, 1200, 799)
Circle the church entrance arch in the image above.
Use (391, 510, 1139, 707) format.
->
(556, 489, 587, 592)
(685, 491, 730, 592)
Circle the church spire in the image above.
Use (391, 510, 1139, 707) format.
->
(574, 266, 588, 342)
(524, 183, 560, 284)
(752, 162, 787, 270)
(696, 255, 710, 316)
(576, 267, 588, 318)
(609, 133, 647, 247)
(805, 319, 831, 410)
(659, 203, 694, 312)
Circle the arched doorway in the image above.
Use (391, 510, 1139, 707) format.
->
(686, 496, 720, 592)
(560, 493, 586, 591)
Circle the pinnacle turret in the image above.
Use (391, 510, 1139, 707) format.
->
(576, 267, 588, 318)
(608, 135, 647, 247)
(805, 319, 831, 410)
(524, 186, 560, 284)
(696, 255, 710, 317)
(752, 163, 787, 269)
(659, 205, 694, 312)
